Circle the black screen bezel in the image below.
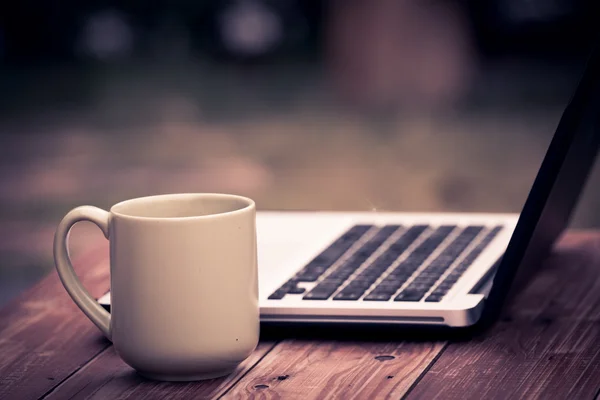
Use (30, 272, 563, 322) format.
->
(479, 44, 600, 327)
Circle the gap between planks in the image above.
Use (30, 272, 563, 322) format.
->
(39, 345, 112, 400)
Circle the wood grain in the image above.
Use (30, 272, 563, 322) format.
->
(44, 342, 278, 400)
(504, 232, 600, 321)
(406, 232, 600, 400)
(221, 339, 446, 399)
(406, 319, 600, 400)
(3, 231, 600, 400)
(0, 242, 110, 400)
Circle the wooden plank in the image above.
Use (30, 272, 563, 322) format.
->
(406, 320, 600, 400)
(504, 232, 600, 321)
(0, 242, 110, 400)
(44, 342, 278, 400)
(406, 232, 600, 399)
(221, 339, 446, 399)
(4, 231, 600, 399)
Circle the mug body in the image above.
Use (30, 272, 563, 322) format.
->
(108, 193, 259, 381)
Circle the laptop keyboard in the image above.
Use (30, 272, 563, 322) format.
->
(268, 224, 503, 303)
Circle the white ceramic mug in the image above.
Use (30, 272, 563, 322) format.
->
(53, 193, 259, 381)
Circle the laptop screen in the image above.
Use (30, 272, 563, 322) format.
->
(482, 42, 600, 324)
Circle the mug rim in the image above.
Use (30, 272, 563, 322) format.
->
(110, 193, 255, 221)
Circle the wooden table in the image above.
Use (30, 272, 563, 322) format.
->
(1, 232, 600, 399)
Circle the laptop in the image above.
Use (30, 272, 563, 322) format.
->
(99, 44, 600, 329)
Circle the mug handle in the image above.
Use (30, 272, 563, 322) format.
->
(53, 206, 111, 339)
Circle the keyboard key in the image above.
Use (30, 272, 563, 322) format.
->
(315, 281, 342, 290)
(412, 276, 438, 285)
(303, 277, 345, 300)
(372, 281, 404, 293)
(425, 293, 444, 302)
(358, 268, 382, 278)
(375, 280, 403, 289)
(443, 276, 460, 286)
(268, 290, 287, 300)
(373, 256, 396, 267)
(310, 255, 337, 266)
(364, 293, 392, 301)
(267, 278, 303, 299)
(409, 283, 433, 292)
(345, 281, 373, 290)
(370, 225, 400, 242)
(322, 277, 346, 284)
(295, 273, 321, 282)
(378, 280, 408, 292)
(279, 279, 297, 288)
(301, 267, 328, 277)
(351, 274, 376, 283)
(370, 287, 399, 296)
(387, 268, 413, 279)
(287, 287, 306, 295)
(378, 224, 402, 236)
(333, 291, 363, 301)
(303, 289, 337, 300)
(328, 269, 354, 280)
(436, 281, 454, 290)
(394, 290, 425, 302)
(430, 288, 449, 297)
(408, 282, 437, 293)
(345, 224, 374, 237)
